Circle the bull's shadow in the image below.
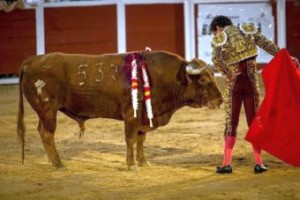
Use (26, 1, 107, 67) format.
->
(56, 136, 191, 159)
(52, 136, 224, 168)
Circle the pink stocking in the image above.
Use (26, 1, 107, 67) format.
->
(252, 144, 263, 165)
(222, 136, 236, 166)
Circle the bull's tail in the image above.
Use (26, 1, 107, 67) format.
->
(17, 64, 26, 164)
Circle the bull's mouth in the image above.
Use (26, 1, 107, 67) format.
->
(186, 97, 222, 109)
(205, 99, 223, 109)
(186, 100, 203, 108)
(206, 102, 219, 109)
(189, 104, 202, 108)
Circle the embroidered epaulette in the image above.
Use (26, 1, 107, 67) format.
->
(211, 31, 227, 47)
(239, 23, 258, 35)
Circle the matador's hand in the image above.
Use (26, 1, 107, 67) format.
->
(291, 56, 300, 69)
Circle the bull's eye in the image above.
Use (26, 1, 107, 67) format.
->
(199, 78, 205, 84)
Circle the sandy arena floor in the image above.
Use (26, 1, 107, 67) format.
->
(0, 83, 299, 200)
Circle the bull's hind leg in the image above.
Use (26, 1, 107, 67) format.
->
(136, 131, 151, 167)
(37, 111, 65, 169)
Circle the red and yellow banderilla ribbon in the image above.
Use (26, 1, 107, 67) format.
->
(130, 53, 153, 127)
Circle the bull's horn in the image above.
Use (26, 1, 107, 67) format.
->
(185, 64, 208, 75)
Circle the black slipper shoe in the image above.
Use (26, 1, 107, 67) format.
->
(216, 165, 233, 174)
(254, 164, 268, 174)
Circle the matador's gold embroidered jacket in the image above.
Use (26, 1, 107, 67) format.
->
(211, 23, 280, 79)
(211, 24, 280, 135)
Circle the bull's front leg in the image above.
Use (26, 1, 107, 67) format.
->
(124, 119, 139, 171)
(136, 131, 151, 167)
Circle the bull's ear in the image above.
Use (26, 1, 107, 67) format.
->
(176, 63, 189, 86)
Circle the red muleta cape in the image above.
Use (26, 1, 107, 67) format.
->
(245, 49, 300, 167)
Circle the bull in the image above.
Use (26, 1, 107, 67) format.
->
(17, 50, 223, 170)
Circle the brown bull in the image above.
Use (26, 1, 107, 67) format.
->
(17, 50, 223, 170)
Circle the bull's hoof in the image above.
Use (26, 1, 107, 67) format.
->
(56, 166, 68, 171)
(54, 162, 67, 170)
(79, 130, 84, 139)
(138, 160, 152, 167)
(128, 165, 139, 171)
